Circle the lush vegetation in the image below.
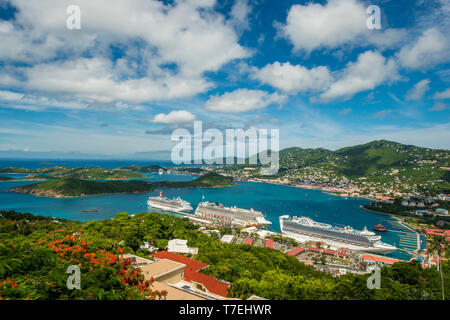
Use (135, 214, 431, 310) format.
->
(9, 178, 155, 197)
(0, 166, 148, 180)
(152, 172, 235, 188)
(364, 200, 450, 229)
(2, 210, 448, 300)
(0, 211, 167, 300)
(9, 172, 235, 197)
(219, 140, 450, 195)
(0, 176, 14, 181)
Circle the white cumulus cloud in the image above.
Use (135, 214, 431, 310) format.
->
(279, 0, 406, 53)
(205, 89, 287, 113)
(320, 51, 399, 101)
(252, 62, 333, 94)
(397, 28, 449, 69)
(0, 0, 250, 104)
(151, 110, 196, 124)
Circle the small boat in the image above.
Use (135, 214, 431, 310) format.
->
(373, 224, 387, 232)
(82, 209, 99, 213)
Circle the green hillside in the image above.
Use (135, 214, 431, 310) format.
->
(10, 178, 154, 197)
(9, 172, 235, 197)
(218, 140, 450, 196)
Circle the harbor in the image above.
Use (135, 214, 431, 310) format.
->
(0, 170, 425, 261)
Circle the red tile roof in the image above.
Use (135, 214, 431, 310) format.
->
(152, 251, 208, 271)
(244, 238, 253, 245)
(424, 228, 445, 236)
(151, 251, 229, 297)
(362, 255, 400, 265)
(183, 268, 230, 298)
(308, 247, 321, 253)
(288, 247, 305, 256)
(264, 239, 274, 249)
(338, 248, 348, 257)
(322, 249, 336, 255)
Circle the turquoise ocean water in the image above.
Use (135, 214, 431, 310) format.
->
(0, 160, 425, 260)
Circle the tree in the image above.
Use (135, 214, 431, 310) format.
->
(428, 235, 448, 300)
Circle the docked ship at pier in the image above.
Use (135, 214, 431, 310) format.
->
(195, 201, 272, 228)
(280, 215, 396, 254)
(147, 192, 193, 214)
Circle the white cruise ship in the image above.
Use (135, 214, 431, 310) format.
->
(195, 201, 272, 228)
(147, 192, 193, 214)
(280, 215, 396, 254)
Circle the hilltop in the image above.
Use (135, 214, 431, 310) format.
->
(9, 172, 235, 198)
(214, 140, 450, 197)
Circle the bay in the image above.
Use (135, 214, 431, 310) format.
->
(0, 159, 425, 261)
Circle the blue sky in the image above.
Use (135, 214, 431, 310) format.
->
(0, 0, 449, 159)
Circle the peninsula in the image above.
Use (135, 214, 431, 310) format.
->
(8, 172, 235, 198)
(0, 166, 148, 180)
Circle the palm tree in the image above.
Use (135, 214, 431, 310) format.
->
(427, 235, 448, 300)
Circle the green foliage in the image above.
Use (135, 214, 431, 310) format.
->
(0, 166, 147, 180)
(234, 139, 450, 194)
(11, 178, 155, 197)
(1, 210, 449, 300)
(0, 211, 164, 300)
(10, 172, 235, 197)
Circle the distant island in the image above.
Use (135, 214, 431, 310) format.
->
(8, 172, 236, 198)
(0, 166, 148, 180)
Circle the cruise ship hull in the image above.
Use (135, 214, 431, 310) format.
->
(280, 215, 397, 254)
(281, 229, 396, 254)
(147, 200, 193, 214)
(195, 202, 272, 228)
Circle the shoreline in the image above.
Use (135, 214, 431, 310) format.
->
(240, 177, 376, 201)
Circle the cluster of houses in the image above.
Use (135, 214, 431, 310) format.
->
(399, 194, 449, 216)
